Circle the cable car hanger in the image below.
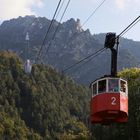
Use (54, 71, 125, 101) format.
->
(104, 16, 140, 77)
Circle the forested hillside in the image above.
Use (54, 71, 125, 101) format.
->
(0, 51, 140, 139)
(0, 51, 90, 139)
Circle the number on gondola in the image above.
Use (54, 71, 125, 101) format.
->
(111, 97, 116, 105)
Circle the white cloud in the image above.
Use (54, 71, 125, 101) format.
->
(115, 0, 140, 10)
(36, 0, 44, 8)
(0, 0, 44, 20)
(115, 0, 125, 10)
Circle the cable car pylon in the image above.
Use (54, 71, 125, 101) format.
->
(24, 32, 32, 74)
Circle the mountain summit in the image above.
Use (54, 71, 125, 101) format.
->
(0, 16, 139, 84)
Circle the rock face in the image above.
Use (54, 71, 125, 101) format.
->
(0, 15, 140, 85)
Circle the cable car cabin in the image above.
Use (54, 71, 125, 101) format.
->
(90, 77, 128, 124)
(24, 59, 32, 74)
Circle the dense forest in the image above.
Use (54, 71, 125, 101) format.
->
(0, 51, 90, 139)
(0, 51, 140, 140)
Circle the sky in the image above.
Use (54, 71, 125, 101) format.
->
(0, 0, 140, 41)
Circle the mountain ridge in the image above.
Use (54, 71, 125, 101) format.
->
(0, 15, 139, 85)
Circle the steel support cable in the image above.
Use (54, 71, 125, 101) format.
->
(40, 0, 108, 60)
(70, 0, 107, 45)
(61, 0, 108, 51)
(36, 0, 62, 62)
(62, 47, 106, 72)
(117, 16, 140, 38)
(53, 0, 106, 72)
(69, 47, 107, 75)
(42, 0, 71, 61)
(116, 16, 140, 52)
(119, 19, 140, 38)
(81, 0, 107, 27)
(79, 47, 106, 66)
(63, 16, 140, 74)
(55, 0, 66, 19)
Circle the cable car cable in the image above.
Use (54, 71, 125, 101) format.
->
(62, 47, 106, 72)
(81, 0, 107, 27)
(68, 47, 106, 75)
(116, 16, 140, 54)
(43, 0, 108, 62)
(62, 0, 108, 49)
(60, 0, 109, 73)
(55, 0, 66, 19)
(117, 16, 140, 37)
(35, 0, 62, 62)
(41, 15, 140, 75)
(41, 0, 71, 61)
(117, 16, 140, 38)
(78, 47, 106, 67)
(36, 0, 62, 61)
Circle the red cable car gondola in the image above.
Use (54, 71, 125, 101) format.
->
(90, 33, 128, 124)
(90, 77, 128, 124)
